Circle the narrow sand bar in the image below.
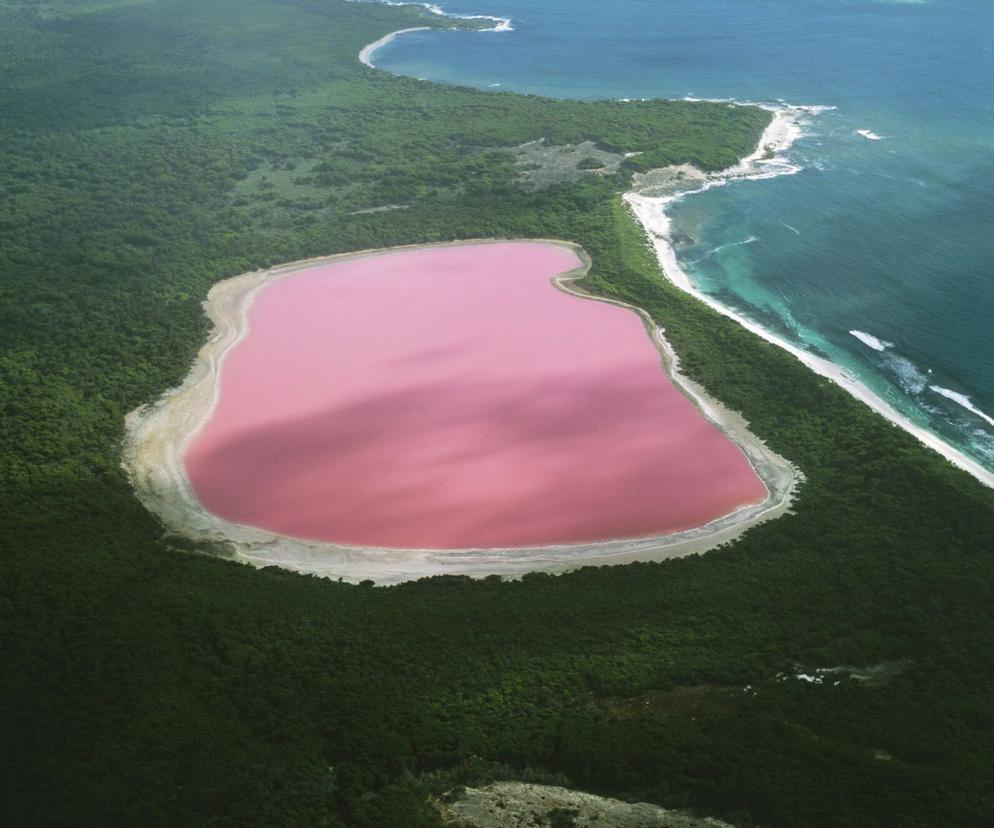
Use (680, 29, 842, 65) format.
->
(123, 240, 798, 584)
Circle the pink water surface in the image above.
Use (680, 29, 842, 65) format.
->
(185, 242, 766, 549)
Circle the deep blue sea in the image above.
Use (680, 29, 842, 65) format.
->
(374, 0, 994, 471)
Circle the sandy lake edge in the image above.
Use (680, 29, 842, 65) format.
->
(121, 239, 799, 585)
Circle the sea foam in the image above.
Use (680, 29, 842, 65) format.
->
(694, 236, 759, 263)
(349, 0, 512, 32)
(855, 129, 885, 141)
(883, 354, 929, 395)
(849, 330, 893, 352)
(930, 386, 994, 428)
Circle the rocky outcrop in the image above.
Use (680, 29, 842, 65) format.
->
(630, 163, 709, 198)
(434, 782, 735, 828)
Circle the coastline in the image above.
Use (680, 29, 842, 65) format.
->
(624, 106, 994, 490)
(354, 0, 994, 490)
(355, 1, 511, 69)
(359, 26, 431, 68)
(122, 240, 798, 585)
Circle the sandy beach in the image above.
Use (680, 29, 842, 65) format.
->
(359, 26, 430, 68)
(358, 6, 511, 69)
(122, 239, 798, 585)
(624, 106, 994, 491)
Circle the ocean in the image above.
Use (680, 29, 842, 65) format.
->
(370, 0, 994, 473)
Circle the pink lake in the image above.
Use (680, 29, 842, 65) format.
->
(185, 242, 766, 549)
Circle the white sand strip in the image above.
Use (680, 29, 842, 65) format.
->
(359, 26, 431, 68)
(122, 239, 799, 585)
(356, 1, 512, 69)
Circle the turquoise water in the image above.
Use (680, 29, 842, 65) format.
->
(373, 0, 994, 470)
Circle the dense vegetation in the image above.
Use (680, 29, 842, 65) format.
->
(1, 0, 993, 825)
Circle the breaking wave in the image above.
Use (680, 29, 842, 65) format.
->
(693, 236, 759, 263)
(930, 386, 994, 428)
(850, 330, 893, 352)
(350, 0, 512, 32)
(881, 352, 929, 395)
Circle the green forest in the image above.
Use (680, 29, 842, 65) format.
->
(2, 0, 994, 825)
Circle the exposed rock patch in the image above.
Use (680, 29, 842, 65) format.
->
(347, 203, 410, 215)
(434, 782, 735, 828)
(778, 660, 911, 687)
(630, 163, 709, 198)
(511, 139, 629, 189)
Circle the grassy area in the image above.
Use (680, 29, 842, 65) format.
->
(2, 0, 994, 825)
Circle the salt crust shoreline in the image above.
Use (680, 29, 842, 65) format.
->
(122, 239, 799, 585)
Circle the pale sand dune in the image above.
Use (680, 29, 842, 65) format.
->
(122, 240, 798, 584)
